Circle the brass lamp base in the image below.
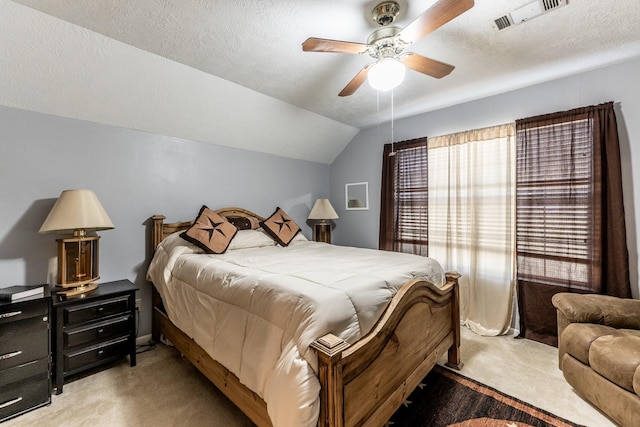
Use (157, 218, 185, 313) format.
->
(313, 222, 332, 244)
(57, 234, 100, 287)
(56, 282, 99, 297)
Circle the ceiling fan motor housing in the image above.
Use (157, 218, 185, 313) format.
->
(366, 26, 406, 60)
(373, 1, 400, 26)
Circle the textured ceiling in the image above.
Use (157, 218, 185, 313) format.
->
(3, 0, 640, 163)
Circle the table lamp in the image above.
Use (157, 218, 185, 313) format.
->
(307, 199, 338, 243)
(39, 189, 114, 296)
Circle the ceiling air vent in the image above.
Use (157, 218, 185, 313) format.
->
(493, 15, 513, 30)
(541, 0, 563, 11)
(490, 0, 568, 31)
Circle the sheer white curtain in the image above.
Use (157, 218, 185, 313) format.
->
(428, 124, 516, 336)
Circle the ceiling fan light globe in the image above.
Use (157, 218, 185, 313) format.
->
(368, 58, 406, 91)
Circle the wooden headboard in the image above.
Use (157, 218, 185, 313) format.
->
(150, 207, 266, 250)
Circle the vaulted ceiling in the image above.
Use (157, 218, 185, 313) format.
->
(3, 0, 640, 163)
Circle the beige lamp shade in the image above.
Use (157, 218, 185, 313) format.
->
(308, 199, 339, 220)
(39, 189, 114, 235)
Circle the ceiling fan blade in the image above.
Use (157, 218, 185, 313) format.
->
(302, 37, 369, 54)
(338, 64, 372, 97)
(402, 53, 454, 79)
(398, 0, 474, 44)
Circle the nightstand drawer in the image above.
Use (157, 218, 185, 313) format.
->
(0, 299, 48, 326)
(64, 296, 130, 325)
(0, 316, 49, 371)
(0, 358, 48, 388)
(64, 336, 129, 373)
(0, 293, 51, 421)
(64, 315, 131, 348)
(0, 369, 49, 422)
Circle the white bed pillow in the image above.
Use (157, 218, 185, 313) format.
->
(227, 228, 276, 250)
(288, 233, 309, 245)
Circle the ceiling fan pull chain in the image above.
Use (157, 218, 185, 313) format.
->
(377, 90, 380, 132)
(390, 89, 396, 156)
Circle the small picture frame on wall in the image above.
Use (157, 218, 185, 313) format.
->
(345, 182, 369, 210)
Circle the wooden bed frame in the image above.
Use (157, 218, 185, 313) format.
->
(149, 207, 462, 427)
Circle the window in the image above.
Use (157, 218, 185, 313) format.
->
(516, 118, 594, 290)
(428, 125, 516, 336)
(380, 126, 516, 336)
(515, 102, 630, 345)
(379, 138, 428, 255)
(395, 142, 429, 254)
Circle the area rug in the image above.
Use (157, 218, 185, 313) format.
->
(387, 366, 584, 427)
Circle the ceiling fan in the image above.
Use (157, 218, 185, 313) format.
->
(302, 0, 474, 96)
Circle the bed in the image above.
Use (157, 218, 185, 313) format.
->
(147, 207, 462, 427)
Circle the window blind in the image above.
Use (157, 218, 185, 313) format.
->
(516, 117, 594, 290)
(515, 102, 630, 346)
(379, 138, 429, 255)
(395, 143, 429, 255)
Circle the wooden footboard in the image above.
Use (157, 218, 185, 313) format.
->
(312, 273, 461, 427)
(149, 212, 461, 427)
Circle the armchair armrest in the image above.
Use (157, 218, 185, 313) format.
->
(552, 293, 640, 330)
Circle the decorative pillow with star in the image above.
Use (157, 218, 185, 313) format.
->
(260, 207, 301, 246)
(180, 205, 238, 254)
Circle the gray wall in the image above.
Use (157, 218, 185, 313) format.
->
(2, 56, 639, 339)
(330, 57, 640, 298)
(0, 106, 330, 336)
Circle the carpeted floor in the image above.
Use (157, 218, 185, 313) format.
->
(4, 327, 615, 427)
(4, 342, 255, 427)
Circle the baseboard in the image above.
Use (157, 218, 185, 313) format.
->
(136, 334, 153, 346)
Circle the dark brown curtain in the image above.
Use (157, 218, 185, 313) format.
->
(516, 102, 630, 346)
(379, 138, 428, 255)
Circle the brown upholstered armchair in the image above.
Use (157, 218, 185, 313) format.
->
(552, 293, 640, 427)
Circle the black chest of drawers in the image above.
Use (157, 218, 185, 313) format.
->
(52, 280, 138, 394)
(0, 291, 51, 422)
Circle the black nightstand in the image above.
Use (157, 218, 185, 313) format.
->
(52, 279, 138, 394)
(0, 290, 51, 422)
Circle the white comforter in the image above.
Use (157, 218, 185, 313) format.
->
(147, 232, 445, 427)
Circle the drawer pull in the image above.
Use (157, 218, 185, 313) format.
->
(98, 350, 104, 356)
(0, 310, 22, 319)
(97, 328, 105, 334)
(0, 397, 22, 410)
(97, 307, 104, 312)
(0, 350, 22, 361)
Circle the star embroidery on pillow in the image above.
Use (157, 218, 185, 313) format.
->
(274, 214, 292, 232)
(199, 218, 227, 241)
